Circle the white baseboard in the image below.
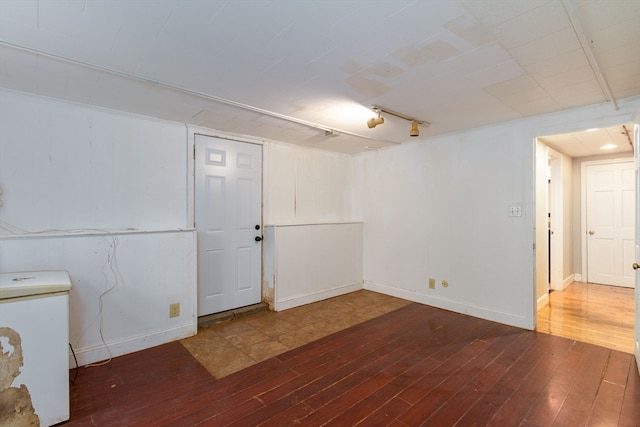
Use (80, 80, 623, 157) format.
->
(561, 274, 574, 290)
(574, 273, 583, 282)
(275, 282, 363, 311)
(537, 292, 549, 311)
(69, 322, 196, 367)
(551, 274, 574, 291)
(364, 281, 532, 330)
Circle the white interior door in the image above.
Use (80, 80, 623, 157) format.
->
(634, 123, 639, 369)
(548, 151, 564, 291)
(195, 135, 263, 316)
(586, 160, 635, 287)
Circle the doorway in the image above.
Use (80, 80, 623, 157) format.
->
(194, 135, 263, 316)
(534, 123, 637, 354)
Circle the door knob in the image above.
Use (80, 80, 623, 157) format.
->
(255, 236, 262, 242)
(633, 263, 640, 270)
(588, 230, 595, 235)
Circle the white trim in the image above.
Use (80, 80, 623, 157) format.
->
(0, 228, 194, 241)
(70, 323, 196, 368)
(274, 282, 362, 311)
(265, 221, 364, 227)
(574, 273, 583, 282)
(634, 121, 640, 375)
(364, 281, 532, 330)
(537, 292, 549, 311)
(561, 274, 574, 290)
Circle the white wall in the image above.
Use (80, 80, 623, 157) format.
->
(261, 141, 360, 308)
(265, 223, 363, 311)
(0, 230, 196, 366)
(0, 90, 188, 231)
(0, 90, 196, 366)
(354, 126, 535, 328)
(561, 153, 573, 284)
(264, 142, 354, 225)
(354, 96, 639, 330)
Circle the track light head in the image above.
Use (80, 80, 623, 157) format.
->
(367, 105, 429, 136)
(367, 116, 384, 129)
(409, 120, 419, 137)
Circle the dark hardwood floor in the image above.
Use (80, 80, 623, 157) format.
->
(63, 303, 640, 426)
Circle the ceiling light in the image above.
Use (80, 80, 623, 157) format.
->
(367, 109, 384, 128)
(600, 144, 617, 150)
(409, 120, 419, 137)
(586, 128, 599, 132)
(367, 105, 429, 137)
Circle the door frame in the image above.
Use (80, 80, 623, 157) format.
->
(532, 117, 637, 332)
(548, 148, 564, 291)
(634, 122, 640, 369)
(187, 128, 266, 316)
(580, 157, 635, 283)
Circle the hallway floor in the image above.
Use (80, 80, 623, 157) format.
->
(181, 290, 411, 378)
(537, 282, 635, 354)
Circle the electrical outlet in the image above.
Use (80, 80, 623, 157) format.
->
(441, 280, 449, 288)
(429, 278, 435, 289)
(169, 303, 180, 318)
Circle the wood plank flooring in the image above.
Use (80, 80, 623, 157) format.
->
(537, 282, 635, 354)
(62, 300, 640, 426)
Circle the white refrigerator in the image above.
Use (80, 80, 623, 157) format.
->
(0, 270, 71, 426)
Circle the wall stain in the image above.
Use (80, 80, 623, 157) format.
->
(0, 327, 40, 426)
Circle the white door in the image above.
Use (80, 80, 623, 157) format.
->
(195, 135, 263, 316)
(586, 161, 635, 287)
(633, 123, 639, 370)
(548, 152, 563, 291)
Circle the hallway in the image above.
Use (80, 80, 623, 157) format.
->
(537, 282, 635, 354)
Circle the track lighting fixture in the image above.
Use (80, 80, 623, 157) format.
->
(409, 120, 419, 137)
(367, 105, 429, 137)
(367, 109, 384, 128)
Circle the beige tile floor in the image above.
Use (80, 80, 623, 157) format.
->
(181, 290, 411, 379)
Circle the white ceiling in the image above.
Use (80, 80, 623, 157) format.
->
(0, 0, 638, 155)
(540, 123, 635, 158)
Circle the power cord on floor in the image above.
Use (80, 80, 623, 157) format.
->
(69, 343, 79, 384)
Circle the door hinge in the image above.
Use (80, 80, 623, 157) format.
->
(193, 146, 196, 160)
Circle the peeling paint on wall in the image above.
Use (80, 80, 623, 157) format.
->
(0, 327, 40, 426)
